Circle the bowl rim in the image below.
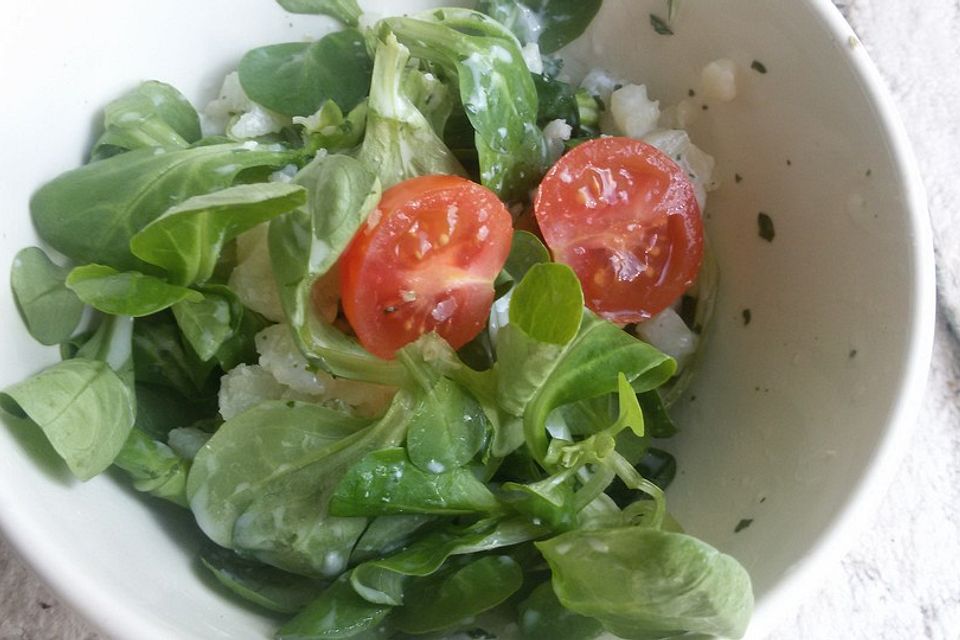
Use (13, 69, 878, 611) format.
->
(0, 0, 937, 638)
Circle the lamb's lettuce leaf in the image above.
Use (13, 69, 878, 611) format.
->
(31, 142, 299, 271)
(358, 33, 466, 189)
(275, 0, 363, 26)
(537, 527, 754, 639)
(91, 81, 201, 160)
(478, 0, 604, 54)
(10, 247, 85, 346)
(130, 182, 306, 286)
(66, 265, 202, 317)
(239, 29, 372, 117)
(383, 9, 547, 201)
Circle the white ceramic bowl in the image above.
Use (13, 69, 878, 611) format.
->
(0, 1, 934, 638)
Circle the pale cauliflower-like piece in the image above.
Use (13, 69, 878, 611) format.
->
(700, 58, 738, 103)
(610, 84, 661, 139)
(201, 71, 289, 139)
(643, 129, 717, 211)
(543, 118, 573, 165)
(521, 43, 544, 75)
(254, 324, 396, 418)
(228, 223, 286, 323)
(218, 364, 288, 420)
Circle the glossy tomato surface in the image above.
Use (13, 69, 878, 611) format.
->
(340, 175, 513, 359)
(534, 137, 704, 324)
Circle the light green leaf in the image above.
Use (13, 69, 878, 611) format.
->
(91, 81, 201, 159)
(113, 428, 189, 506)
(384, 9, 547, 201)
(359, 33, 466, 189)
(537, 527, 754, 639)
(130, 182, 306, 286)
(187, 395, 409, 576)
(509, 262, 584, 345)
(66, 264, 202, 317)
(477, 0, 603, 54)
(518, 581, 605, 640)
(406, 377, 488, 474)
(10, 247, 85, 345)
(0, 358, 135, 480)
(275, 0, 362, 26)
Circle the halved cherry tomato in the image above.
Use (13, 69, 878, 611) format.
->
(339, 175, 513, 359)
(534, 137, 704, 324)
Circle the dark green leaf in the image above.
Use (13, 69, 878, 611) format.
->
(200, 540, 325, 614)
(406, 377, 488, 474)
(130, 182, 306, 286)
(31, 142, 298, 271)
(133, 313, 217, 397)
(329, 447, 499, 517)
(239, 29, 372, 117)
(66, 265, 202, 317)
(501, 468, 578, 531)
(277, 574, 392, 640)
(10, 247, 85, 345)
(394, 555, 524, 635)
(497, 230, 551, 296)
(533, 73, 580, 129)
(0, 358, 134, 481)
(637, 391, 677, 439)
(173, 285, 268, 369)
(275, 0, 362, 26)
(518, 581, 604, 640)
(350, 515, 436, 565)
(537, 527, 754, 639)
(134, 383, 218, 440)
(91, 81, 201, 159)
(477, 0, 603, 54)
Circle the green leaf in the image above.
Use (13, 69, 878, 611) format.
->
(239, 29, 372, 117)
(133, 313, 217, 398)
(329, 447, 499, 517)
(30, 142, 298, 271)
(199, 540, 325, 614)
(501, 467, 578, 531)
(358, 33, 466, 189)
(269, 154, 409, 386)
(130, 182, 306, 286)
(509, 263, 584, 345)
(187, 395, 408, 576)
(0, 358, 135, 481)
(406, 377, 488, 474)
(299, 100, 369, 155)
(385, 9, 547, 201)
(534, 73, 580, 128)
(394, 555, 524, 635)
(477, 0, 603, 54)
(275, 0, 362, 26)
(172, 285, 268, 369)
(522, 312, 676, 462)
(497, 230, 552, 295)
(349, 515, 436, 565)
(537, 527, 754, 639)
(113, 427, 189, 506)
(91, 81, 201, 159)
(66, 264, 202, 317)
(277, 574, 392, 640)
(518, 581, 605, 640)
(638, 391, 678, 439)
(10, 247, 85, 345)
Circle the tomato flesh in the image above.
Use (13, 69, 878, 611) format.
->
(339, 175, 513, 359)
(534, 137, 704, 324)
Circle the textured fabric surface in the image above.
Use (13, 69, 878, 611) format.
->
(2, 1, 959, 639)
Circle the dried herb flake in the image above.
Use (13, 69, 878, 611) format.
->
(734, 518, 754, 533)
(758, 212, 776, 242)
(751, 60, 768, 74)
(650, 14, 674, 35)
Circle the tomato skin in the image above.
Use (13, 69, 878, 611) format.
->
(534, 137, 704, 324)
(339, 175, 513, 359)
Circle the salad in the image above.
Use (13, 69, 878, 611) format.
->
(2, 1, 753, 638)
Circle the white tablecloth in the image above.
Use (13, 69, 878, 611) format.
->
(2, 0, 959, 638)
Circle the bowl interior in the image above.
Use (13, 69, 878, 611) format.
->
(0, 1, 931, 639)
